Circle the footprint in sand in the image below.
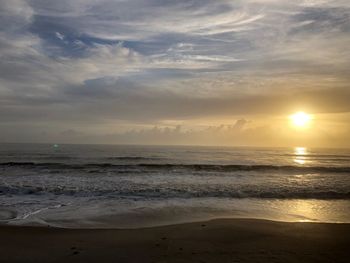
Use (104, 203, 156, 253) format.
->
(70, 247, 82, 256)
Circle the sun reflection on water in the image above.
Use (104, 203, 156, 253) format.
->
(294, 147, 307, 165)
(281, 200, 331, 222)
(292, 200, 318, 222)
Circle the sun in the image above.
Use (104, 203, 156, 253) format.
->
(290, 111, 312, 127)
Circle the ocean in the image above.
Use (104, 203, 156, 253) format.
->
(0, 143, 349, 228)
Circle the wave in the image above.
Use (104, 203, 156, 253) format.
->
(1, 162, 350, 173)
(1, 185, 349, 200)
(282, 154, 350, 158)
(106, 156, 166, 161)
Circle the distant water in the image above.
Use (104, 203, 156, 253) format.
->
(0, 143, 350, 228)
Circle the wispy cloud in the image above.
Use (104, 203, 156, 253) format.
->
(0, 0, 349, 144)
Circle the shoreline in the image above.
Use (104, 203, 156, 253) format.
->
(3, 215, 350, 230)
(3, 198, 350, 229)
(1, 218, 349, 262)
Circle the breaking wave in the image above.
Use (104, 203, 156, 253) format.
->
(1, 185, 349, 199)
(1, 162, 350, 173)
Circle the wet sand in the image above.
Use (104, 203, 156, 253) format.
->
(1, 218, 349, 263)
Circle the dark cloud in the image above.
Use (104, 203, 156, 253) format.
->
(1, 77, 349, 124)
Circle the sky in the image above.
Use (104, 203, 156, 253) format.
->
(0, 0, 349, 147)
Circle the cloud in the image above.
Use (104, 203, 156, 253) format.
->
(0, 0, 349, 145)
(55, 32, 65, 40)
(0, 0, 33, 30)
(7, 117, 349, 148)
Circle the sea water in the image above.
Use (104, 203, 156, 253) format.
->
(0, 143, 349, 228)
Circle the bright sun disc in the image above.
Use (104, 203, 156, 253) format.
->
(290, 112, 312, 127)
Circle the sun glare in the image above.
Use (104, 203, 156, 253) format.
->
(290, 112, 312, 128)
(294, 147, 307, 165)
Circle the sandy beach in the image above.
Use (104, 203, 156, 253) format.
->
(1, 218, 349, 263)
